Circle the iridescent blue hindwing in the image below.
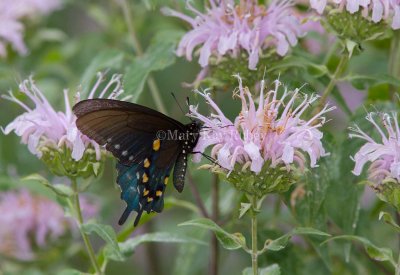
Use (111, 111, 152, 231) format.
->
(116, 139, 176, 226)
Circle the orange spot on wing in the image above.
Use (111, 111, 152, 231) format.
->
(142, 173, 149, 183)
(153, 139, 160, 151)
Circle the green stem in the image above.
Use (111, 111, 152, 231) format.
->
(314, 54, 348, 116)
(71, 178, 102, 275)
(251, 196, 259, 275)
(209, 174, 220, 275)
(389, 30, 400, 99)
(118, 0, 168, 114)
(397, 210, 400, 275)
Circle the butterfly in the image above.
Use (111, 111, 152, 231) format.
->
(73, 99, 201, 226)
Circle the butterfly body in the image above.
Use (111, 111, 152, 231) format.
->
(73, 99, 201, 226)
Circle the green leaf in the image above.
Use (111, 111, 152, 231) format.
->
(368, 83, 390, 101)
(264, 234, 292, 252)
(242, 267, 253, 275)
(56, 269, 85, 275)
(243, 264, 281, 275)
(291, 227, 331, 236)
(124, 30, 183, 102)
(179, 218, 247, 250)
(22, 174, 74, 197)
(80, 49, 124, 96)
(259, 264, 281, 275)
(239, 203, 252, 219)
(326, 108, 371, 261)
(263, 227, 330, 252)
(345, 39, 358, 58)
(322, 235, 396, 266)
(165, 197, 200, 214)
(282, 135, 336, 269)
(81, 222, 122, 260)
(267, 56, 329, 77)
(379, 211, 400, 233)
(343, 74, 400, 90)
(141, 0, 164, 10)
(172, 230, 208, 275)
(105, 232, 206, 261)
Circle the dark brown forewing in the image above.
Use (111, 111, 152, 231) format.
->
(73, 99, 184, 165)
(156, 139, 181, 168)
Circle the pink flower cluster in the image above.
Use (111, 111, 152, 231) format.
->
(0, 0, 62, 57)
(310, 0, 400, 29)
(350, 112, 400, 184)
(0, 189, 97, 260)
(162, 0, 304, 70)
(2, 73, 124, 161)
(189, 75, 334, 174)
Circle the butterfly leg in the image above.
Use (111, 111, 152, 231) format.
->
(192, 151, 220, 167)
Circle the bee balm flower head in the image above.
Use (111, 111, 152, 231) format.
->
(350, 111, 400, 210)
(0, 0, 62, 57)
(2, 73, 124, 178)
(0, 188, 98, 261)
(310, 0, 400, 30)
(162, 0, 304, 71)
(189, 75, 334, 196)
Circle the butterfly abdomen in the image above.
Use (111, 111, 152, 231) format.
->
(173, 153, 188, 192)
(172, 122, 201, 192)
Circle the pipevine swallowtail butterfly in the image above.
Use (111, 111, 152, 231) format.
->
(73, 99, 201, 226)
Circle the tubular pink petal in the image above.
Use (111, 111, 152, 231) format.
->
(372, 0, 384, 21)
(160, 7, 196, 26)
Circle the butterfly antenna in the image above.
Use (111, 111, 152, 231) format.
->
(171, 92, 186, 115)
(186, 96, 190, 110)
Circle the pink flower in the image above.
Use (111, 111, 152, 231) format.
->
(0, 188, 97, 261)
(189, 75, 334, 174)
(392, 0, 400, 29)
(14, 0, 63, 16)
(0, 0, 62, 57)
(0, 7, 27, 56)
(310, 0, 400, 29)
(162, 0, 304, 70)
(350, 112, 400, 184)
(2, 73, 124, 161)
